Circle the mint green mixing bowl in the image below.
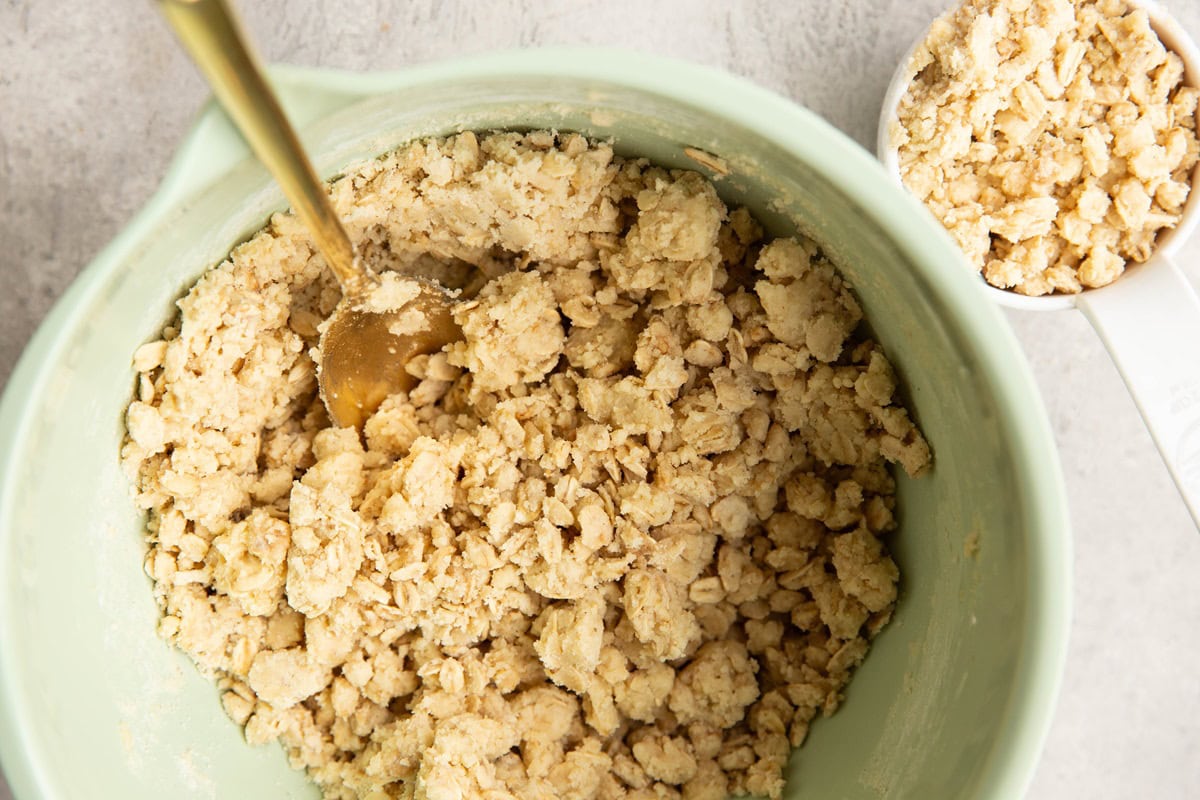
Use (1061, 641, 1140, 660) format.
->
(0, 50, 1069, 799)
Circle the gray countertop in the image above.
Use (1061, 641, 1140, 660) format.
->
(3, 1, 1200, 797)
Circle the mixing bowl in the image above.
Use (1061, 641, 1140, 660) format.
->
(0, 50, 1070, 799)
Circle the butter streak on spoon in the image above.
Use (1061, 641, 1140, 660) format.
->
(158, 0, 460, 430)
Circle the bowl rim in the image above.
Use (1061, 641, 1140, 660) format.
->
(0, 47, 1071, 800)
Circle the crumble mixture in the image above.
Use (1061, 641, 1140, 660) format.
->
(122, 130, 930, 800)
(891, 0, 1200, 296)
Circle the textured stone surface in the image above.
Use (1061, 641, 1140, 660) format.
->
(3, 1, 1200, 798)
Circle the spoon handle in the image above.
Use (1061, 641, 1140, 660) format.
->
(157, 0, 371, 296)
(1078, 257, 1200, 530)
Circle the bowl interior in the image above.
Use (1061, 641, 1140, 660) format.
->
(0, 57, 1067, 800)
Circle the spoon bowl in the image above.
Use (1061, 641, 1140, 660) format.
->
(318, 279, 460, 430)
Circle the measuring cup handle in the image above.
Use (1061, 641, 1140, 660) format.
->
(1077, 258, 1200, 529)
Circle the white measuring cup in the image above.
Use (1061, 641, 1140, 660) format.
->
(878, 0, 1200, 527)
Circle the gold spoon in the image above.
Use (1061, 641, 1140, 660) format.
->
(158, 0, 460, 430)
